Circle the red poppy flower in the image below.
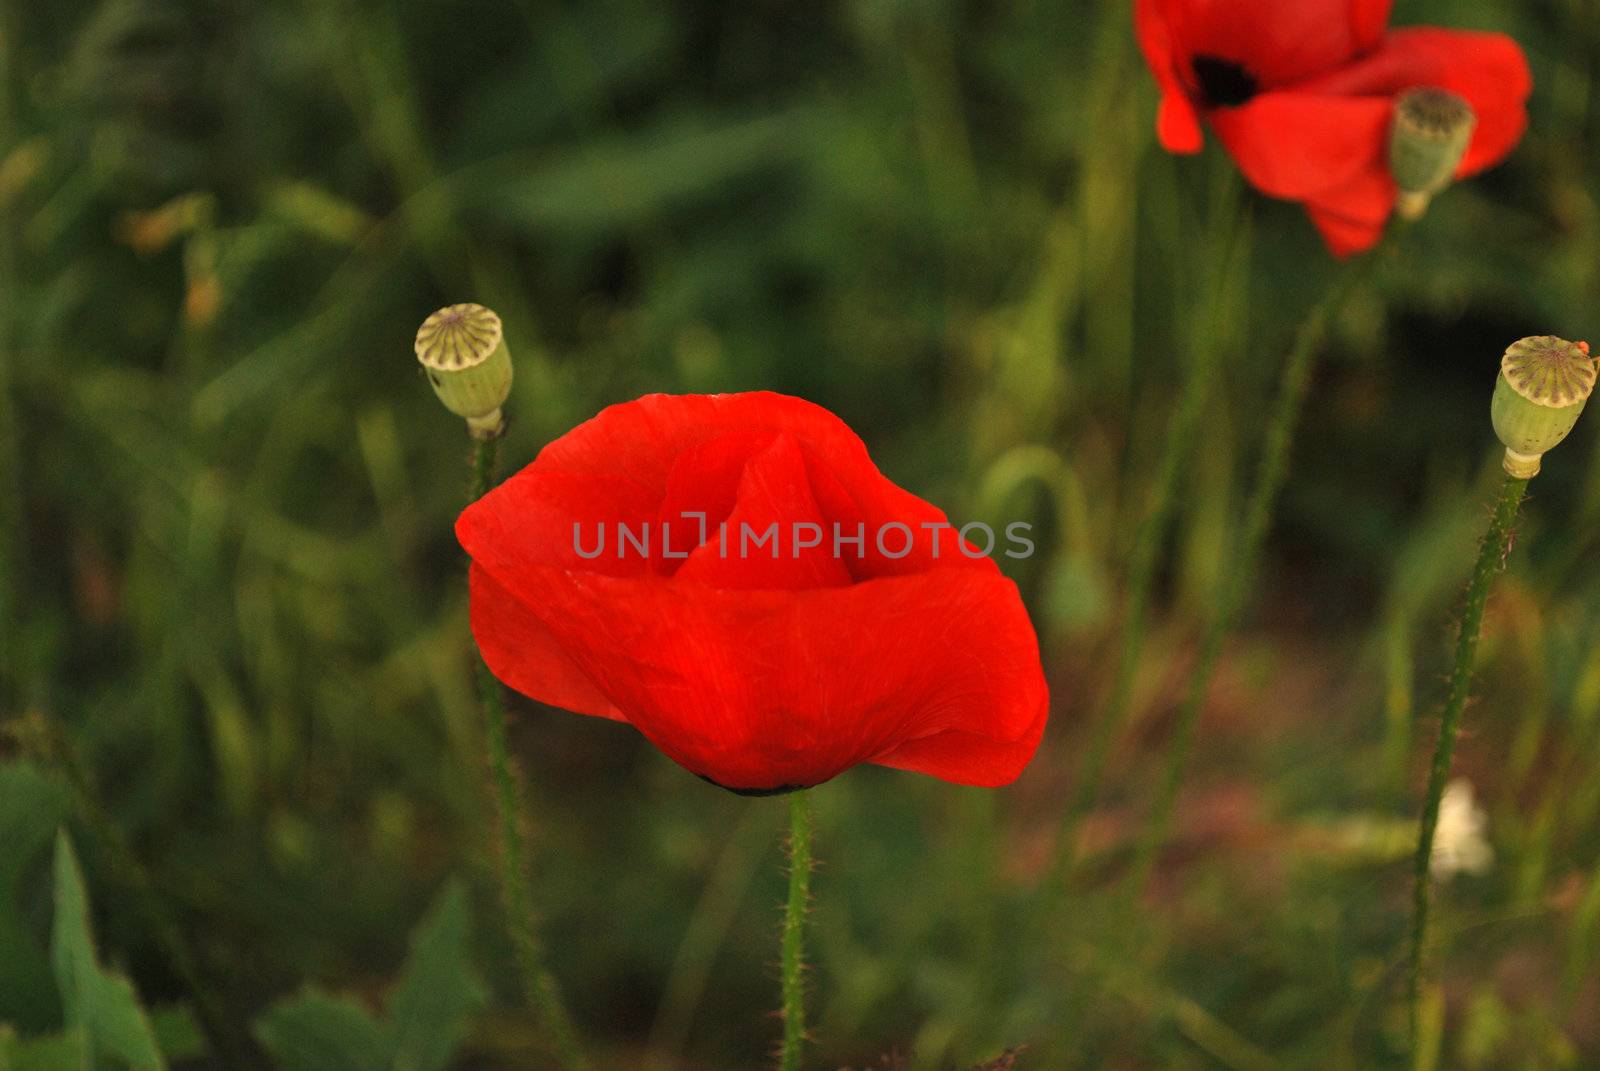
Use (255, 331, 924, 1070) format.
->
(458, 392, 1050, 792)
(1136, 0, 1531, 255)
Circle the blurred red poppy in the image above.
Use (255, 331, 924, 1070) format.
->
(458, 392, 1049, 792)
(1136, 0, 1531, 255)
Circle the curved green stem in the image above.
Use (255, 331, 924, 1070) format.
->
(1408, 474, 1527, 1058)
(1128, 246, 1381, 894)
(779, 791, 813, 1071)
(468, 435, 589, 1071)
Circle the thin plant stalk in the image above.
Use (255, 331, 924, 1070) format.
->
(471, 434, 499, 503)
(468, 435, 589, 1071)
(779, 790, 814, 1071)
(647, 802, 774, 1070)
(1046, 171, 1246, 893)
(1128, 242, 1386, 893)
(0, 4, 24, 711)
(1407, 474, 1527, 1056)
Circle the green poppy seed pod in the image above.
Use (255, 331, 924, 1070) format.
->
(415, 303, 512, 439)
(1389, 88, 1476, 220)
(1491, 336, 1595, 478)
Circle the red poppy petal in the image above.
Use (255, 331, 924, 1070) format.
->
(799, 441, 986, 581)
(1209, 92, 1394, 200)
(469, 564, 626, 721)
(460, 467, 662, 578)
(675, 432, 854, 590)
(1350, 0, 1395, 55)
(654, 428, 779, 563)
(1304, 167, 1397, 256)
(1296, 28, 1531, 176)
(1171, 0, 1395, 90)
(460, 392, 906, 578)
(531, 392, 877, 495)
(1305, 204, 1386, 257)
(461, 391, 990, 586)
(874, 700, 1049, 786)
(468, 562, 1048, 789)
(1136, 0, 1206, 152)
(1138, 0, 1396, 151)
(1158, 94, 1206, 154)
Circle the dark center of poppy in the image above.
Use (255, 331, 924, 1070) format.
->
(699, 774, 810, 797)
(1192, 55, 1258, 108)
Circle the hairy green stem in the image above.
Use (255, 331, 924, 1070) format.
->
(1408, 474, 1527, 1057)
(1128, 248, 1380, 893)
(471, 433, 499, 502)
(779, 791, 813, 1071)
(468, 435, 589, 1071)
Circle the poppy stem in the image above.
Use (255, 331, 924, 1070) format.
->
(468, 434, 590, 1071)
(1407, 473, 1526, 1059)
(470, 431, 499, 502)
(1128, 240, 1385, 895)
(779, 790, 813, 1071)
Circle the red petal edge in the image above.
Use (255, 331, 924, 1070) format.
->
(465, 558, 1049, 790)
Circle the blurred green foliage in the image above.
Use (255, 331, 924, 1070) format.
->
(3, 0, 1600, 1067)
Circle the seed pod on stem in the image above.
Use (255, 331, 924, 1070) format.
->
(1410, 336, 1592, 1060)
(1389, 88, 1476, 220)
(1491, 335, 1595, 478)
(415, 303, 512, 439)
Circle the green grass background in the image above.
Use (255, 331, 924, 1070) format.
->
(3, 0, 1600, 1067)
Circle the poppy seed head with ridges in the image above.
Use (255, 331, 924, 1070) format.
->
(414, 302, 513, 438)
(1492, 336, 1595, 478)
(1501, 336, 1597, 408)
(415, 303, 503, 371)
(1389, 87, 1478, 217)
(1396, 87, 1475, 141)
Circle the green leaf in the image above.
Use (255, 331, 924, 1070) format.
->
(384, 882, 486, 1071)
(254, 991, 388, 1071)
(49, 832, 167, 1071)
(253, 882, 486, 1071)
(0, 763, 71, 1030)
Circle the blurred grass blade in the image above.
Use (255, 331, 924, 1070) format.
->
(465, 109, 825, 232)
(1413, 983, 1445, 1071)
